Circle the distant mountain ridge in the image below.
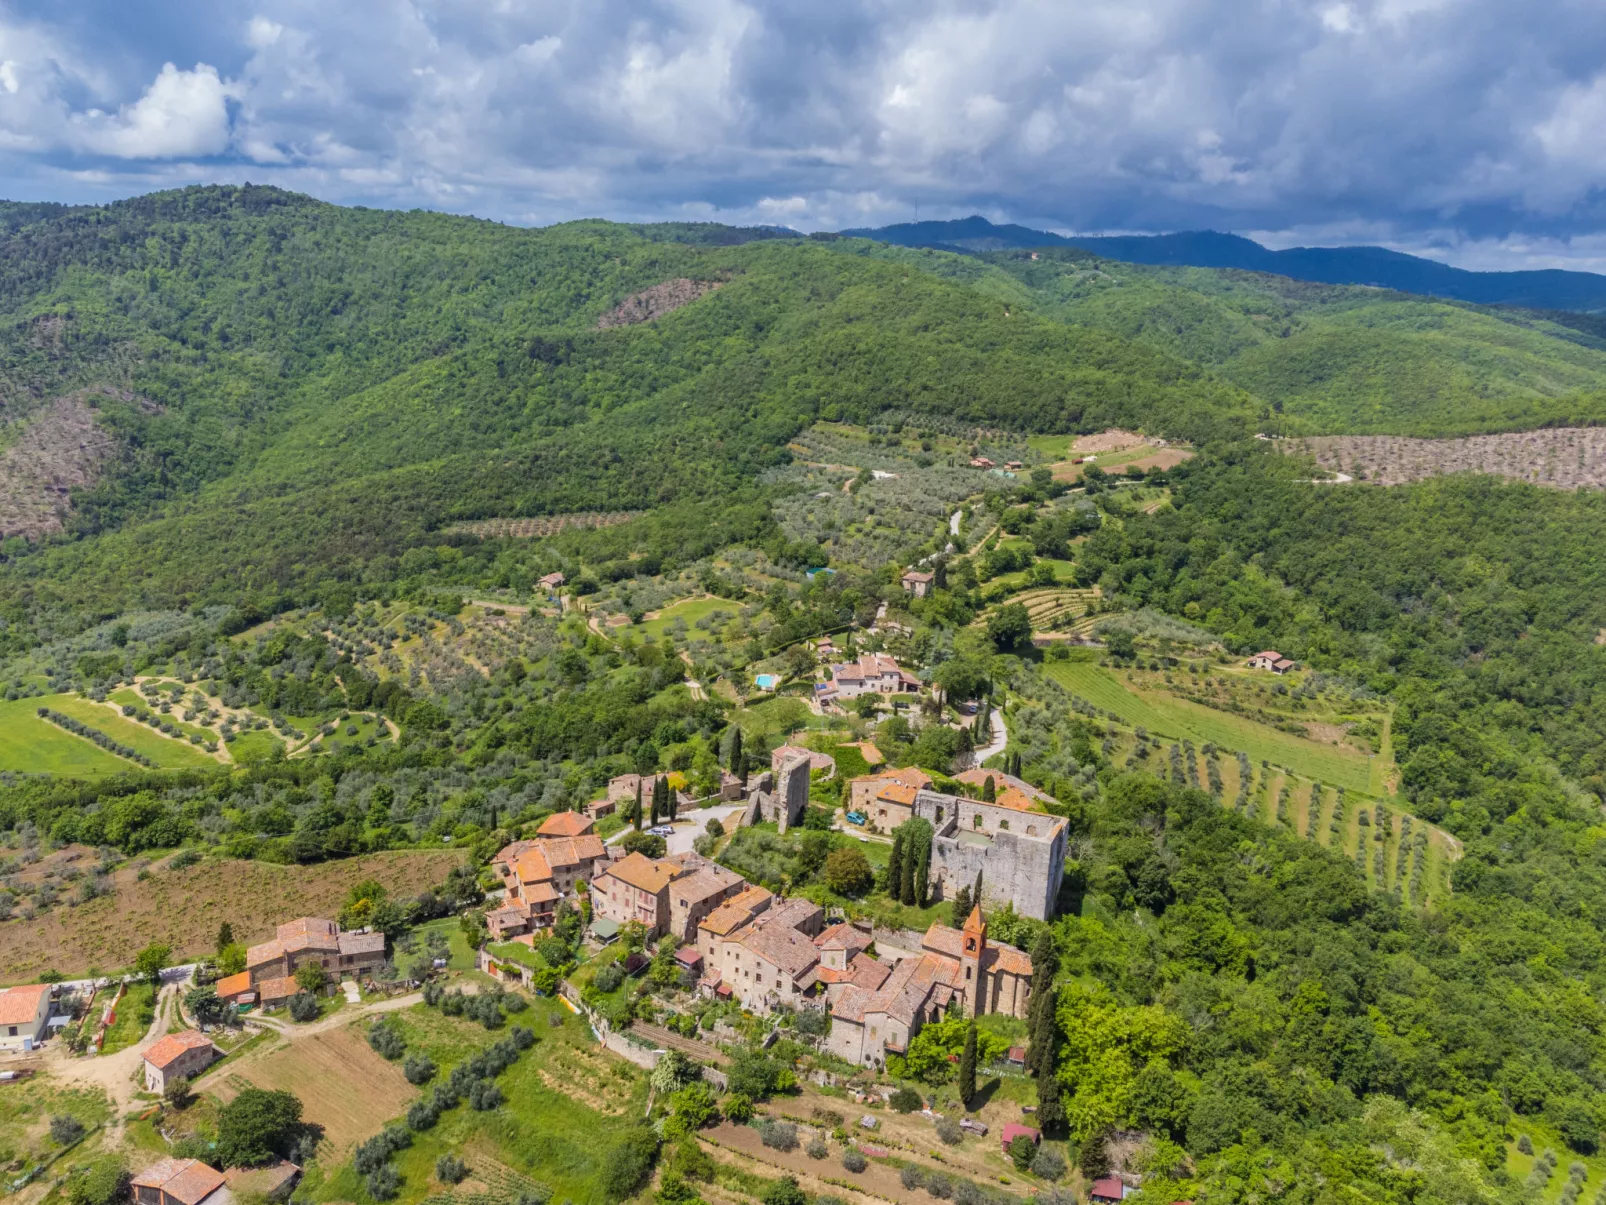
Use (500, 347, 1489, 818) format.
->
(838, 217, 1606, 313)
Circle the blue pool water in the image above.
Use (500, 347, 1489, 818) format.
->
(754, 674, 780, 690)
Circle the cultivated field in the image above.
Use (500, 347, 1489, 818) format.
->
(1287, 426, 1606, 488)
(209, 1023, 417, 1151)
(0, 850, 463, 983)
(440, 511, 641, 540)
(0, 694, 131, 776)
(1045, 661, 1377, 792)
(48, 693, 220, 769)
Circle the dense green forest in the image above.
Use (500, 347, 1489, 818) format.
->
(8, 186, 1606, 1200)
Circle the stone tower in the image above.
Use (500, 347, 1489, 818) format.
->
(960, 904, 987, 1014)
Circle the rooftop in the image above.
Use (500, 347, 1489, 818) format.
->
(0, 982, 50, 1025)
(143, 1030, 216, 1070)
(604, 852, 683, 895)
(537, 811, 595, 838)
(134, 1159, 230, 1205)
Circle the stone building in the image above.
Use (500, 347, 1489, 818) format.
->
(667, 863, 747, 943)
(245, 917, 387, 983)
(749, 752, 812, 833)
(825, 906, 1033, 1069)
(911, 789, 1066, 921)
(142, 1031, 219, 1093)
(591, 852, 687, 937)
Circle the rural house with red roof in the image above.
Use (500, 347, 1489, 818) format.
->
(132, 1159, 234, 1205)
(0, 982, 52, 1051)
(143, 1030, 219, 1093)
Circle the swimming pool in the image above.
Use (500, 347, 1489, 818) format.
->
(754, 674, 779, 690)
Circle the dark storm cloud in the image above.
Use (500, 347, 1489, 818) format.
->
(3, 0, 1606, 266)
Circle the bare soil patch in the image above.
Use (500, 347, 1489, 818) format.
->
(208, 1023, 415, 1152)
(1073, 429, 1147, 453)
(0, 850, 463, 983)
(0, 396, 117, 540)
(596, 279, 720, 328)
(1287, 428, 1606, 488)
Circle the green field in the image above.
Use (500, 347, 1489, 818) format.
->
(1046, 661, 1376, 793)
(313, 995, 649, 1205)
(635, 596, 742, 641)
(110, 688, 218, 743)
(50, 695, 217, 770)
(227, 729, 285, 763)
(99, 982, 156, 1055)
(0, 694, 139, 776)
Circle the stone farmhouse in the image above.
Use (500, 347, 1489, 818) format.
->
(826, 907, 1032, 1069)
(1245, 649, 1295, 673)
(668, 863, 747, 942)
(143, 1030, 219, 1093)
(133, 1159, 235, 1205)
(698, 895, 827, 1010)
(245, 917, 387, 985)
(912, 790, 1067, 921)
(0, 982, 52, 1051)
(487, 828, 610, 939)
(817, 653, 922, 709)
(592, 852, 686, 935)
(849, 766, 935, 830)
(901, 569, 935, 597)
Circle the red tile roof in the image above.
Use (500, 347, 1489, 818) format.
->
(537, 811, 594, 838)
(143, 1030, 216, 1070)
(214, 972, 252, 999)
(0, 983, 50, 1026)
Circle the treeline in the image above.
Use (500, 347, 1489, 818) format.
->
(36, 707, 155, 767)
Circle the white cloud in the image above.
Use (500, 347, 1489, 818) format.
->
(71, 62, 233, 159)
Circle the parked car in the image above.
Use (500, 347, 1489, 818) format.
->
(650, 825, 674, 837)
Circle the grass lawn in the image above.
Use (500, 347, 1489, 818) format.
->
(1505, 1119, 1606, 1203)
(1044, 661, 1375, 793)
(0, 694, 134, 776)
(0, 1071, 113, 1166)
(733, 696, 820, 742)
(314, 995, 650, 1205)
(227, 728, 285, 763)
(49, 694, 217, 770)
(100, 982, 156, 1055)
(412, 917, 478, 971)
(637, 596, 742, 642)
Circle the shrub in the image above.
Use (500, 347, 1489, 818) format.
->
(365, 1166, 401, 1201)
(50, 1115, 87, 1146)
(901, 1165, 925, 1190)
(599, 1128, 661, 1201)
(403, 1053, 437, 1085)
(1517, 1134, 1534, 1155)
(925, 1172, 954, 1199)
(435, 1155, 467, 1184)
(516, 1189, 552, 1205)
(841, 1147, 868, 1173)
(890, 1087, 923, 1113)
(1009, 1134, 1037, 1171)
(287, 992, 320, 1023)
(758, 1118, 799, 1151)
(469, 1079, 504, 1111)
(935, 1117, 963, 1146)
(1030, 1146, 1066, 1181)
(405, 1100, 440, 1131)
(594, 964, 625, 993)
(368, 1022, 405, 1059)
(761, 1176, 806, 1205)
(806, 1136, 828, 1160)
(723, 1093, 754, 1123)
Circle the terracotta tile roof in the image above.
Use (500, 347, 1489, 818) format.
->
(992, 787, 1041, 813)
(214, 972, 252, 998)
(920, 922, 1033, 977)
(887, 765, 934, 790)
(0, 983, 50, 1025)
(255, 975, 295, 1003)
(700, 886, 774, 936)
(337, 931, 386, 957)
(513, 845, 554, 884)
(952, 768, 1052, 803)
(521, 881, 559, 904)
(816, 952, 891, 990)
(540, 834, 607, 868)
(877, 782, 917, 806)
(143, 1030, 216, 1070)
(161, 1161, 229, 1205)
(274, 917, 339, 954)
(815, 922, 871, 953)
(492, 839, 537, 867)
(133, 1159, 196, 1190)
(537, 811, 594, 838)
(986, 944, 1033, 977)
(673, 867, 743, 908)
(737, 917, 822, 979)
(604, 852, 681, 895)
(245, 939, 284, 968)
(831, 984, 875, 1023)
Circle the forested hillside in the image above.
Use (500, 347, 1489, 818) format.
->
(8, 187, 1606, 1202)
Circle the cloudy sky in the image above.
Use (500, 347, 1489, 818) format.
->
(4, 0, 1606, 269)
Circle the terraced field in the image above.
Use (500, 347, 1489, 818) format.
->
(1006, 586, 1103, 634)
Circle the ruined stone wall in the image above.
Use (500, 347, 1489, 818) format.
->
(913, 790, 1064, 921)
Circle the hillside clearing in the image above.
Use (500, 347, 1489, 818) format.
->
(0, 850, 463, 983)
(0, 694, 132, 777)
(1286, 426, 1606, 488)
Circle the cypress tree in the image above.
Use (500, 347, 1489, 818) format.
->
(950, 883, 972, 928)
(1035, 1060, 1065, 1133)
(728, 725, 743, 772)
(885, 828, 906, 894)
(982, 774, 996, 802)
(913, 831, 931, 906)
(958, 1020, 978, 1106)
(634, 781, 645, 830)
(973, 870, 984, 908)
(659, 775, 675, 821)
(216, 922, 233, 953)
(900, 842, 917, 905)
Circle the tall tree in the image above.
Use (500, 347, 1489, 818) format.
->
(634, 781, 645, 831)
(913, 835, 931, 907)
(885, 828, 906, 895)
(727, 725, 743, 772)
(660, 775, 676, 821)
(958, 1020, 978, 1107)
(950, 883, 973, 929)
(900, 843, 917, 905)
(982, 774, 996, 802)
(216, 922, 234, 954)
